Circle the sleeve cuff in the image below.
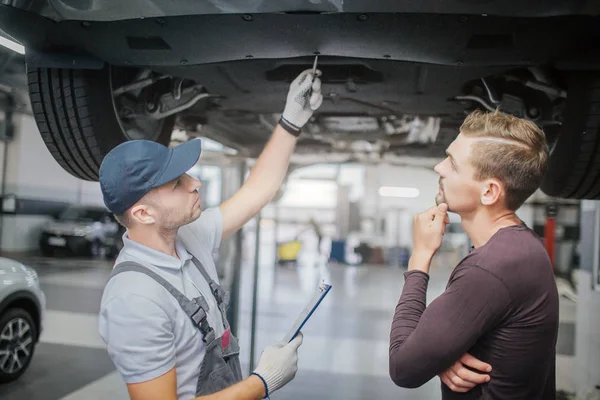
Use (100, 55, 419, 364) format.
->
(404, 270, 430, 280)
(122, 359, 176, 384)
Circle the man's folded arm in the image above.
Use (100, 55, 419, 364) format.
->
(389, 266, 511, 388)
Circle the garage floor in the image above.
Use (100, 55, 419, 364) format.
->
(0, 249, 576, 400)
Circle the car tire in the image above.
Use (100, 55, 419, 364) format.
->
(0, 308, 38, 383)
(540, 72, 600, 199)
(26, 66, 175, 181)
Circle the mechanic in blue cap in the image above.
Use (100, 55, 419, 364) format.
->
(98, 69, 322, 400)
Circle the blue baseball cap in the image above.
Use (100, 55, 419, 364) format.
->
(99, 139, 202, 215)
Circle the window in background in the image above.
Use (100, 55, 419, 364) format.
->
(279, 163, 366, 208)
(278, 180, 338, 208)
(338, 164, 365, 202)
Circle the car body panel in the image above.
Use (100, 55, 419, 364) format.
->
(0, 9, 598, 70)
(0, 1, 596, 167)
(0, 257, 46, 340)
(3, 0, 600, 22)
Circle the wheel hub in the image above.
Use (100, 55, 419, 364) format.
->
(0, 317, 32, 374)
(109, 67, 170, 142)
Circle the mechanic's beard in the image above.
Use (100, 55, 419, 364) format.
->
(160, 208, 198, 231)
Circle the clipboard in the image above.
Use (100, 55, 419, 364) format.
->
(283, 281, 332, 343)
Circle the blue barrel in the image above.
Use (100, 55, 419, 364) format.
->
(329, 240, 346, 263)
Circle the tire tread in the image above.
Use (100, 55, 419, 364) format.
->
(28, 68, 105, 180)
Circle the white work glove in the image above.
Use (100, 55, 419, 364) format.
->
(280, 69, 323, 131)
(252, 332, 304, 397)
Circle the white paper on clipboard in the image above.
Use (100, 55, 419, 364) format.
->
(283, 281, 332, 343)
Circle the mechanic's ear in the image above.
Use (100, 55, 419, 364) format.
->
(130, 205, 156, 225)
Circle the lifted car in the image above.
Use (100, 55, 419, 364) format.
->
(0, 1, 599, 198)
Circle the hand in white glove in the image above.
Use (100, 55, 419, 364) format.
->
(252, 332, 304, 397)
(281, 69, 323, 131)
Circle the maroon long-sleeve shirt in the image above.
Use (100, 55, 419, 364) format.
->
(389, 224, 559, 399)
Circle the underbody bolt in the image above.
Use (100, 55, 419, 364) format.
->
(243, 14, 253, 21)
(146, 102, 157, 112)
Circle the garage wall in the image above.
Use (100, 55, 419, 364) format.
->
(0, 113, 104, 252)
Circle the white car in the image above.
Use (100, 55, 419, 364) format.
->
(0, 258, 45, 383)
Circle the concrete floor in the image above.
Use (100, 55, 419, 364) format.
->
(0, 247, 577, 400)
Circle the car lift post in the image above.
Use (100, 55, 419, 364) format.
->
(248, 211, 261, 374)
(0, 94, 14, 252)
(227, 161, 246, 337)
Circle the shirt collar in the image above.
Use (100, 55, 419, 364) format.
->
(121, 232, 192, 270)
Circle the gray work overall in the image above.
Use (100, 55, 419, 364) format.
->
(107, 257, 244, 396)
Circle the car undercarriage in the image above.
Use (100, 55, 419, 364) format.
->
(0, 1, 599, 197)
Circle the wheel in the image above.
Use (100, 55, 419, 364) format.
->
(0, 308, 37, 383)
(27, 65, 175, 181)
(540, 72, 600, 199)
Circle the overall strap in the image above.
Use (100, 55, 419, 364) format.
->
(190, 257, 229, 308)
(108, 261, 216, 343)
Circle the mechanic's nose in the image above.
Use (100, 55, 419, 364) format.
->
(189, 176, 202, 191)
(434, 161, 443, 176)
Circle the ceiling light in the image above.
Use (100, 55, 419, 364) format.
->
(0, 36, 24, 55)
(379, 186, 420, 198)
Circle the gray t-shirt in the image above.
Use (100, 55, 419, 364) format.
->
(99, 207, 224, 400)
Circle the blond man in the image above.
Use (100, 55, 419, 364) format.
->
(389, 110, 558, 399)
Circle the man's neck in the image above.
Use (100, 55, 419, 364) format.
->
(128, 227, 179, 259)
(461, 209, 522, 248)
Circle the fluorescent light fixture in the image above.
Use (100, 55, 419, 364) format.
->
(379, 186, 420, 198)
(0, 36, 24, 55)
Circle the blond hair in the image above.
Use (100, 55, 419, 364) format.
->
(460, 109, 549, 210)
